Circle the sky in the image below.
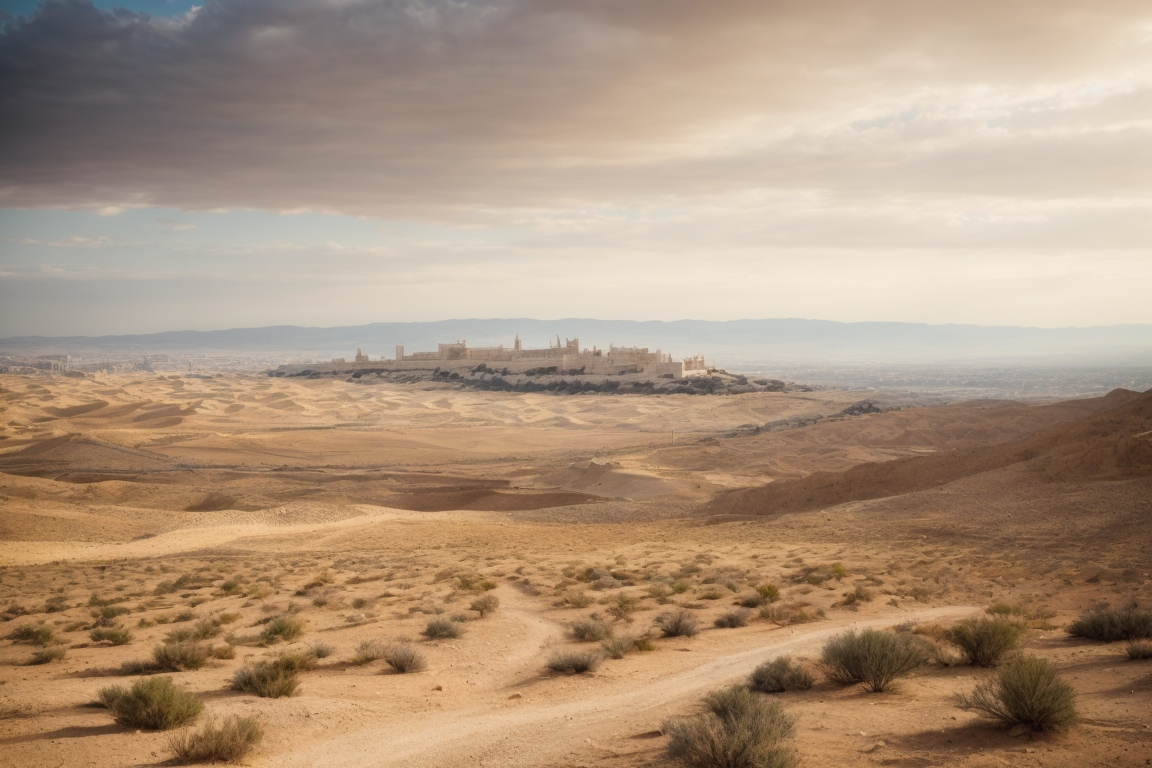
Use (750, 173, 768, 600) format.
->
(2, 0, 1151, 337)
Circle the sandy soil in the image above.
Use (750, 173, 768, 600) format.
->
(0, 373, 1149, 767)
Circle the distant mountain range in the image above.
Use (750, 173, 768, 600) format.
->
(3, 318, 1151, 367)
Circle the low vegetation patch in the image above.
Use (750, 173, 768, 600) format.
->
(1067, 604, 1152, 642)
(424, 618, 464, 639)
(383, 644, 427, 673)
(153, 641, 210, 671)
(655, 609, 699, 638)
(714, 609, 751, 629)
(99, 677, 203, 730)
(547, 650, 602, 674)
(170, 715, 264, 764)
(749, 657, 814, 693)
(470, 595, 499, 617)
(8, 625, 55, 647)
(90, 627, 133, 646)
(260, 615, 305, 644)
(571, 615, 612, 642)
(351, 639, 387, 665)
(664, 685, 797, 768)
(958, 654, 1078, 731)
(821, 628, 926, 692)
(28, 647, 66, 665)
(231, 657, 302, 698)
(945, 617, 1025, 667)
(1126, 640, 1152, 660)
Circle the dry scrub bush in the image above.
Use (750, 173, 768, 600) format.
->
(821, 629, 926, 692)
(749, 658, 814, 693)
(945, 617, 1025, 667)
(470, 595, 500, 617)
(383, 644, 427, 673)
(424, 618, 464, 639)
(655, 610, 699, 638)
(664, 685, 797, 768)
(8, 625, 55, 646)
(958, 654, 1078, 731)
(714, 610, 751, 629)
(602, 635, 641, 659)
(91, 627, 133, 646)
(212, 645, 236, 660)
(231, 660, 300, 698)
(547, 650, 602, 674)
(170, 716, 263, 764)
(28, 647, 66, 665)
(571, 615, 612, 642)
(154, 641, 210, 671)
(760, 605, 819, 626)
(309, 642, 334, 659)
(351, 639, 387, 665)
(99, 677, 203, 730)
(167, 619, 222, 643)
(1126, 640, 1152, 660)
(260, 615, 305, 644)
(557, 590, 594, 608)
(1067, 604, 1152, 642)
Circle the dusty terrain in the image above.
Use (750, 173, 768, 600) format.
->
(0, 372, 1149, 767)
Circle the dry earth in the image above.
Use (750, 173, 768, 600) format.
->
(0, 373, 1150, 767)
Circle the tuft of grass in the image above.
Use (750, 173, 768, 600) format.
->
(1125, 639, 1152, 660)
(749, 657, 814, 693)
(310, 642, 335, 659)
(547, 650, 602, 674)
(153, 641, 210, 671)
(350, 639, 387, 665)
(1067, 604, 1152, 642)
(231, 659, 300, 698)
(169, 715, 263, 764)
(664, 685, 796, 768)
(383, 644, 427, 674)
(8, 625, 55, 647)
(820, 628, 926, 692)
(90, 627, 133, 646)
(98, 677, 203, 730)
(571, 615, 612, 642)
(714, 610, 751, 629)
(655, 609, 699, 638)
(945, 617, 1025, 667)
(424, 618, 464, 639)
(260, 615, 305, 645)
(469, 595, 500, 618)
(958, 654, 1078, 731)
(166, 619, 222, 643)
(27, 647, 66, 665)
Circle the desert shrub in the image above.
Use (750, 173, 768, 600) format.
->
(698, 588, 725, 600)
(1067, 604, 1152, 642)
(756, 584, 780, 602)
(606, 593, 641, 621)
(945, 617, 1025, 667)
(310, 642, 334, 659)
(28, 647, 66, 665)
(231, 660, 300, 698)
(212, 645, 236, 660)
(820, 628, 926, 692)
(170, 715, 264, 764)
(547, 650, 602, 674)
(424, 618, 464, 639)
(602, 636, 638, 659)
(99, 677, 203, 730)
(152, 640, 211, 671)
(351, 639, 387, 665)
(173, 611, 197, 622)
(655, 609, 699, 638)
(633, 636, 657, 652)
(749, 657, 814, 693)
(260, 615, 305, 644)
(91, 627, 133, 646)
(839, 585, 875, 606)
(664, 685, 796, 768)
(958, 654, 1078, 731)
(216, 612, 241, 625)
(8, 625, 55, 646)
(383, 644, 427, 673)
(1126, 640, 1152, 660)
(714, 610, 751, 629)
(571, 615, 613, 642)
(557, 590, 594, 608)
(470, 595, 499, 617)
(274, 649, 318, 673)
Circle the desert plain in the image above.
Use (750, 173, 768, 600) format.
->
(0, 372, 1150, 767)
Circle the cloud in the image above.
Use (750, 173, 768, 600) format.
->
(1, 0, 1150, 225)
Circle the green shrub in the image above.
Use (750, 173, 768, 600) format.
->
(470, 595, 500, 617)
(90, 627, 133, 646)
(383, 644, 427, 673)
(714, 610, 751, 629)
(756, 584, 780, 602)
(547, 650, 602, 674)
(99, 677, 203, 730)
(231, 660, 300, 698)
(260, 615, 305, 644)
(571, 615, 612, 642)
(655, 609, 699, 638)
(1126, 639, 1152, 660)
(1067, 604, 1152, 642)
(749, 657, 814, 693)
(664, 685, 796, 768)
(28, 647, 66, 665)
(958, 654, 1078, 731)
(170, 715, 263, 764)
(8, 625, 55, 646)
(946, 617, 1025, 667)
(424, 618, 464, 639)
(820, 628, 926, 692)
(153, 641, 210, 671)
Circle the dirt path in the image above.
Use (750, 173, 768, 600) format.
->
(276, 605, 977, 768)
